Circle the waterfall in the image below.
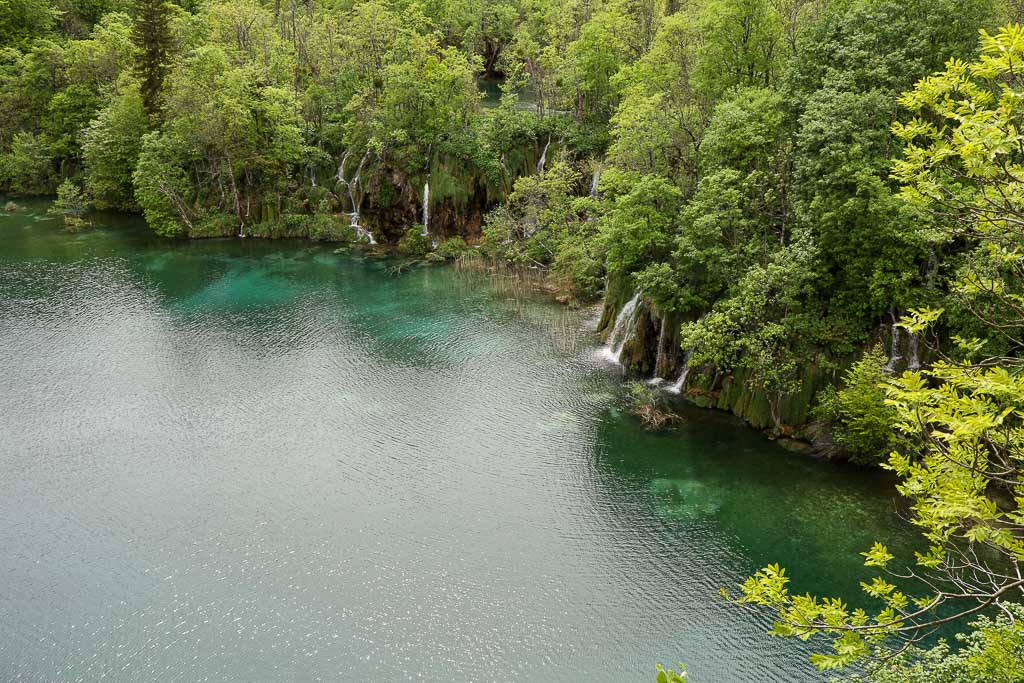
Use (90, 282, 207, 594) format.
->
(238, 223, 245, 238)
(537, 136, 551, 175)
(421, 181, 430, 236)
(353, 223, 377, 245)
(590, 168, 602, 198)
(336, 149, 351, 186)
(333, 147, 376, 245)
(601, 292, 642, 364)
(667, 350, 691, 394)
(886, 323, 903, 373)
(907, 332, 921, 371)
(654, 316, 667, 379)
(421, 144, 432, 237)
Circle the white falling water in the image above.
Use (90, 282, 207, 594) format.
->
(654, 316, 667, 379)
(353, 222, 376, 245)
(601, 292, 642, 364)
(336, 149, 351, 186)
(537, 136, 551, 175)
(886, 323, 903, 373)
(334, 148, 376, 245)
(590, 168, 602, 198)
(421, 181, 430, 236)
(666, 350, 692, 394)
(907, 332, 921, 371)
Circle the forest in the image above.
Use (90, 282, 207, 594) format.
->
(3, 0, 1024, 679)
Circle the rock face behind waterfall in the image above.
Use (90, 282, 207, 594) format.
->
(884, 322, 927, 374)
(597, 276, 849, 437)
(596, 281, 687, 380)
(351, 165, 492, 243)
(350, 142, 550, 243)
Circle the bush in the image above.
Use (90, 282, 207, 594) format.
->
(49, 179, 91, 232)
(552, 239, 604, 300)
(189, 212, 237, 238)
(308, 214, 356, 242)
(435, 236, 469, 259)
(626, 381, 676, 429)
(397, 226, 432, 256)
(816, 345, 900, 464)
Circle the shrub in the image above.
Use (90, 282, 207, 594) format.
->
(816, 345, 900, 464)
(397, 226, 431, 256)
(49, 179, 91, 232)
(189, 212, 237, 238)
(435, 236, 469, 259)
(626, 381, 676, 429)
(308, 214, 355, 242)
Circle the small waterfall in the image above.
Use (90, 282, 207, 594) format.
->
(421, 181, 430, 236)
(337, 149, 370, 222)
(537, 135, 551, 175)
(886, 322, 903, 373)
(238, 223, 245, 238)
(421, 144, 432, 237)
(654, 316, 667, 378)
(353, 222, 377, 245)
(336, 149, 351, 186)
(601, 292, 642, 364)
(667, 350, 691, 394)
(334, 148, 375, 244)
(590, 168, 602, 198)
(907, 332, 921, 371)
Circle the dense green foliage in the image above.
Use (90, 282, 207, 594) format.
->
(849, 605, 1024, 682)
(733, 24, 1024, 678)
(815, 346, 901, 464)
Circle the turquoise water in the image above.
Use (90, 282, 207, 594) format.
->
(0, 201, 920, 681)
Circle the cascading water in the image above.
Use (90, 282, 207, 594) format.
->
(644, 315, 669, 386)
(336, 148, 376, 245)
(654, 316, 667, 378)
(601, 292, 642, 364)
(537, 136, 551, 175)
(590, 168, 602, 198)
(886, 322, 903, 373)
(667, 350, 691, 394)
(353, 223, 377, 245)
(421, 145, 431, 237)
(907, 332, 921, 371)
(421, 181, 430, 237)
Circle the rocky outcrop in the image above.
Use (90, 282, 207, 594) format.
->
(596, 283, 848, 439)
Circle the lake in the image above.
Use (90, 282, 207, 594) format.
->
(0, 201, 919, 681)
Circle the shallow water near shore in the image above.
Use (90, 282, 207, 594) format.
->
(0, 201, 920, 681)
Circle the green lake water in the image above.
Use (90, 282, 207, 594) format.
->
(0, 201, 921, 681)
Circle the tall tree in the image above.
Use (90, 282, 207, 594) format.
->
(131, 0, 174, 118)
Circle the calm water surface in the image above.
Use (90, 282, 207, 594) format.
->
(0, 202, 919, 681)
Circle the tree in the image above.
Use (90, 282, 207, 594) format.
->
(131, 0, 174, 118)
(681, 240, 820, 432)
(49, 178, 90, 230)
(734, 24, 1024, 671)
(0, 0, 56, 49)
(819, 345, 901, 464)
(81, 80, 148, 209)
(788, 0, 998, 325)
